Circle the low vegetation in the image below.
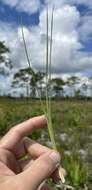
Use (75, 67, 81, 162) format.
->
(0, 97, 92, 189)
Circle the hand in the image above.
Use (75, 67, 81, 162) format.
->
(0, 115, 61, 190)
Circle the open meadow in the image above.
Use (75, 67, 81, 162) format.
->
(0, 97, 92, 189)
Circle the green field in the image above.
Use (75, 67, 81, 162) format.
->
(0, 97, 92, 189)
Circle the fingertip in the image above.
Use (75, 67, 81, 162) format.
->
(39, 115, 48, 127)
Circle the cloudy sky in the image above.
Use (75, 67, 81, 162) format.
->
(0, 0, 92, 95)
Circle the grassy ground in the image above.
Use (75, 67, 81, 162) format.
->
(0, 97, 92, 189)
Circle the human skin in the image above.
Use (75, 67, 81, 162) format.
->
(0, 115, 61, 190)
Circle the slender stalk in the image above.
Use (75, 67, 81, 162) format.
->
(45, 7, 49, 117)
(21, 18, 46, 114)
(46, 7, 65, 183)
(47, 6, 57, 150)
(21, 17, 34, 75)
(49, 6, 54, 82)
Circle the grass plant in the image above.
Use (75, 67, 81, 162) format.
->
(45, 7, 65, 184)
(63, 155, 89, 188)
(21, 7, 65, 184)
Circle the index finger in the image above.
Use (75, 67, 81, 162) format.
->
(0, 115, 47, 151)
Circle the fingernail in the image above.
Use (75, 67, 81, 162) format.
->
(38, 180, 47, 190)
(49, 151, 61, 165)
(41, 115, 48, 124)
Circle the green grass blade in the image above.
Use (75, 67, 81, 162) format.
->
(49, 6, 54, 82)
(21, 17, 46, 114)
(45, 7, 49, 113)
(21, 17, 35, 76)
(45, 7, 57, 150)
(45, 8, 65, 183)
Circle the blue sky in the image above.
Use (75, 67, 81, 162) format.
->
(0, 0, 92, 52)
(0, 0, 92, 95)
(0, 1, 40, 26)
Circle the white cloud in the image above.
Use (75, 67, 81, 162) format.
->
(44, 0, 66, 7)
(2, 0, 92, 16)
(1, 0, 41, 14)
(0, 4, 91, 73)
(16, 0, 41, 14)
(0, 2, 92, 95)
(1, 0, 92, 16)
(45, 0, 92, 9)
(0, 5, 91, 74)
(40, 5, 80, 34)
(39, 6, 82, 73)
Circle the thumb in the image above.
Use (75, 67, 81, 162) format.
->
(18, 151, 61, 190)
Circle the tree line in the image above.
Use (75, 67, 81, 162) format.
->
(0, 41, 92, 99)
